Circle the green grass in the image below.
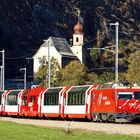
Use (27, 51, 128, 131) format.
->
(0, 121, 139, 140)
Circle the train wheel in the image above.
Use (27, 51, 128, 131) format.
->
(109, 115, 115, 123)
(101, 113, 108, 122)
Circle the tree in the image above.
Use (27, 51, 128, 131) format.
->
(60, 60, 100, 86)
(34, 57, 60, 87)
(99, 71, 126, 83)
(126, 50, 140, 84)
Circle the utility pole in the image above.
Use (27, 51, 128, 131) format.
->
(0, 50, 5, 90)
(110, 22, 119, 83)
(20, 68, 26, 89)
(0, 66, 2, 90)
(2, 50, 4, 90)
(48, 41, 51, 88)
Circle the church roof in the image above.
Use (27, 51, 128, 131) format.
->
(33, 37, 77, 58)
(49, 37, 76, 57)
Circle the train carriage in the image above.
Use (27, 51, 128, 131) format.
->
(40, 86, 70, 118)
(91, 83, 140, 122)
(3, 89, 25, 116)
(0, 90, 10, 115)
(64, 85, 98, 119)
(20, 88, 46, 117)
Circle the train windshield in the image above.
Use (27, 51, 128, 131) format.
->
(134, 91, 140, 100)
(117, 92, 132, 100)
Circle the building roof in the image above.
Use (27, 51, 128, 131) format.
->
(49, 37, 76, 57)
(33, 37, 77, 58)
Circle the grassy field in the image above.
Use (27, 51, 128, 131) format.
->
(0, 121, 139, 140)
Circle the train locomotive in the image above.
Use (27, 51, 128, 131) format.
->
(0, 83, 140, 122)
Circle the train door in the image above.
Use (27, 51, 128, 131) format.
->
(28, 95, 37, 113)
(20, 89, 30, 115)
(60, 86, 70, 118)
(85, 85, 98, 119)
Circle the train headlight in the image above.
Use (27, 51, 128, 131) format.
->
(118, 106, 122, 109)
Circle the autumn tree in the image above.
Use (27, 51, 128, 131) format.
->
(126, 50, 140, 84)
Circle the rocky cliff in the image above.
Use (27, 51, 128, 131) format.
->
(0, 0, 139, 79)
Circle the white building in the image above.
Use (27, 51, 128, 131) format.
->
(33, 12, 85, 74)
(33, 37, 77, 73)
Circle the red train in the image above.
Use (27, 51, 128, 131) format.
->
(0, 83, 140, 122)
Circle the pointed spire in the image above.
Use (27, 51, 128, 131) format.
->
(77, 8, 81, 17)
(74, 9, 83, 34)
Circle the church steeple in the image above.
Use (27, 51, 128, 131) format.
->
(73, 9, 84, 46)
(71, 9, 85, 64)
(74, 9, 83, 34)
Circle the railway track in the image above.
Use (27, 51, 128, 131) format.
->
(0, 117, 140, 136)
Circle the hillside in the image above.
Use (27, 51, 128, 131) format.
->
(0, 0, 139, 79)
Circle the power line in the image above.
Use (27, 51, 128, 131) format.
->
(5, 50, 36, 60)
(90, 67, 115, 70)
(110, 29, 140, 35)
(13, 75, 24, 79)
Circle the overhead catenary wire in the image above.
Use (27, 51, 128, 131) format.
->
(5, 50, 37, 60)
(90, 66, 115, 70)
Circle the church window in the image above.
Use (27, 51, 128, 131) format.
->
(76, 37, 79, 42)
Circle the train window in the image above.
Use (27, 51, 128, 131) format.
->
(67, 86, 89, 105)
(30, 96, 36, 103)
(7, 95, 18, 105)
(117, 92, 132, 100)
(22, 96, 27, 106)
(44, 88, 62, 105)
(6, 90, 22, 105)
(134, 92, 140, 99)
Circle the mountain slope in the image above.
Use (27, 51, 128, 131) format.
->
(0, 0, 139, 79)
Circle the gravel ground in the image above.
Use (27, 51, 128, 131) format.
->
(0, 117, 140, 136)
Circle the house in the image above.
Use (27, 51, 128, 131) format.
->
(33, 11, 85, 74)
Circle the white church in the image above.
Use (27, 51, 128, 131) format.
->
(33, 12, 85, 74)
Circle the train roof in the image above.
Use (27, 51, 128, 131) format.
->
(27, 88, 46, 96)
(97, 82, 140, 89)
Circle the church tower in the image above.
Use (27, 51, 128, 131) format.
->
(71, 10, 85, 64)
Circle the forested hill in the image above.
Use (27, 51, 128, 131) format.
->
(0, 0, 139, 79)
